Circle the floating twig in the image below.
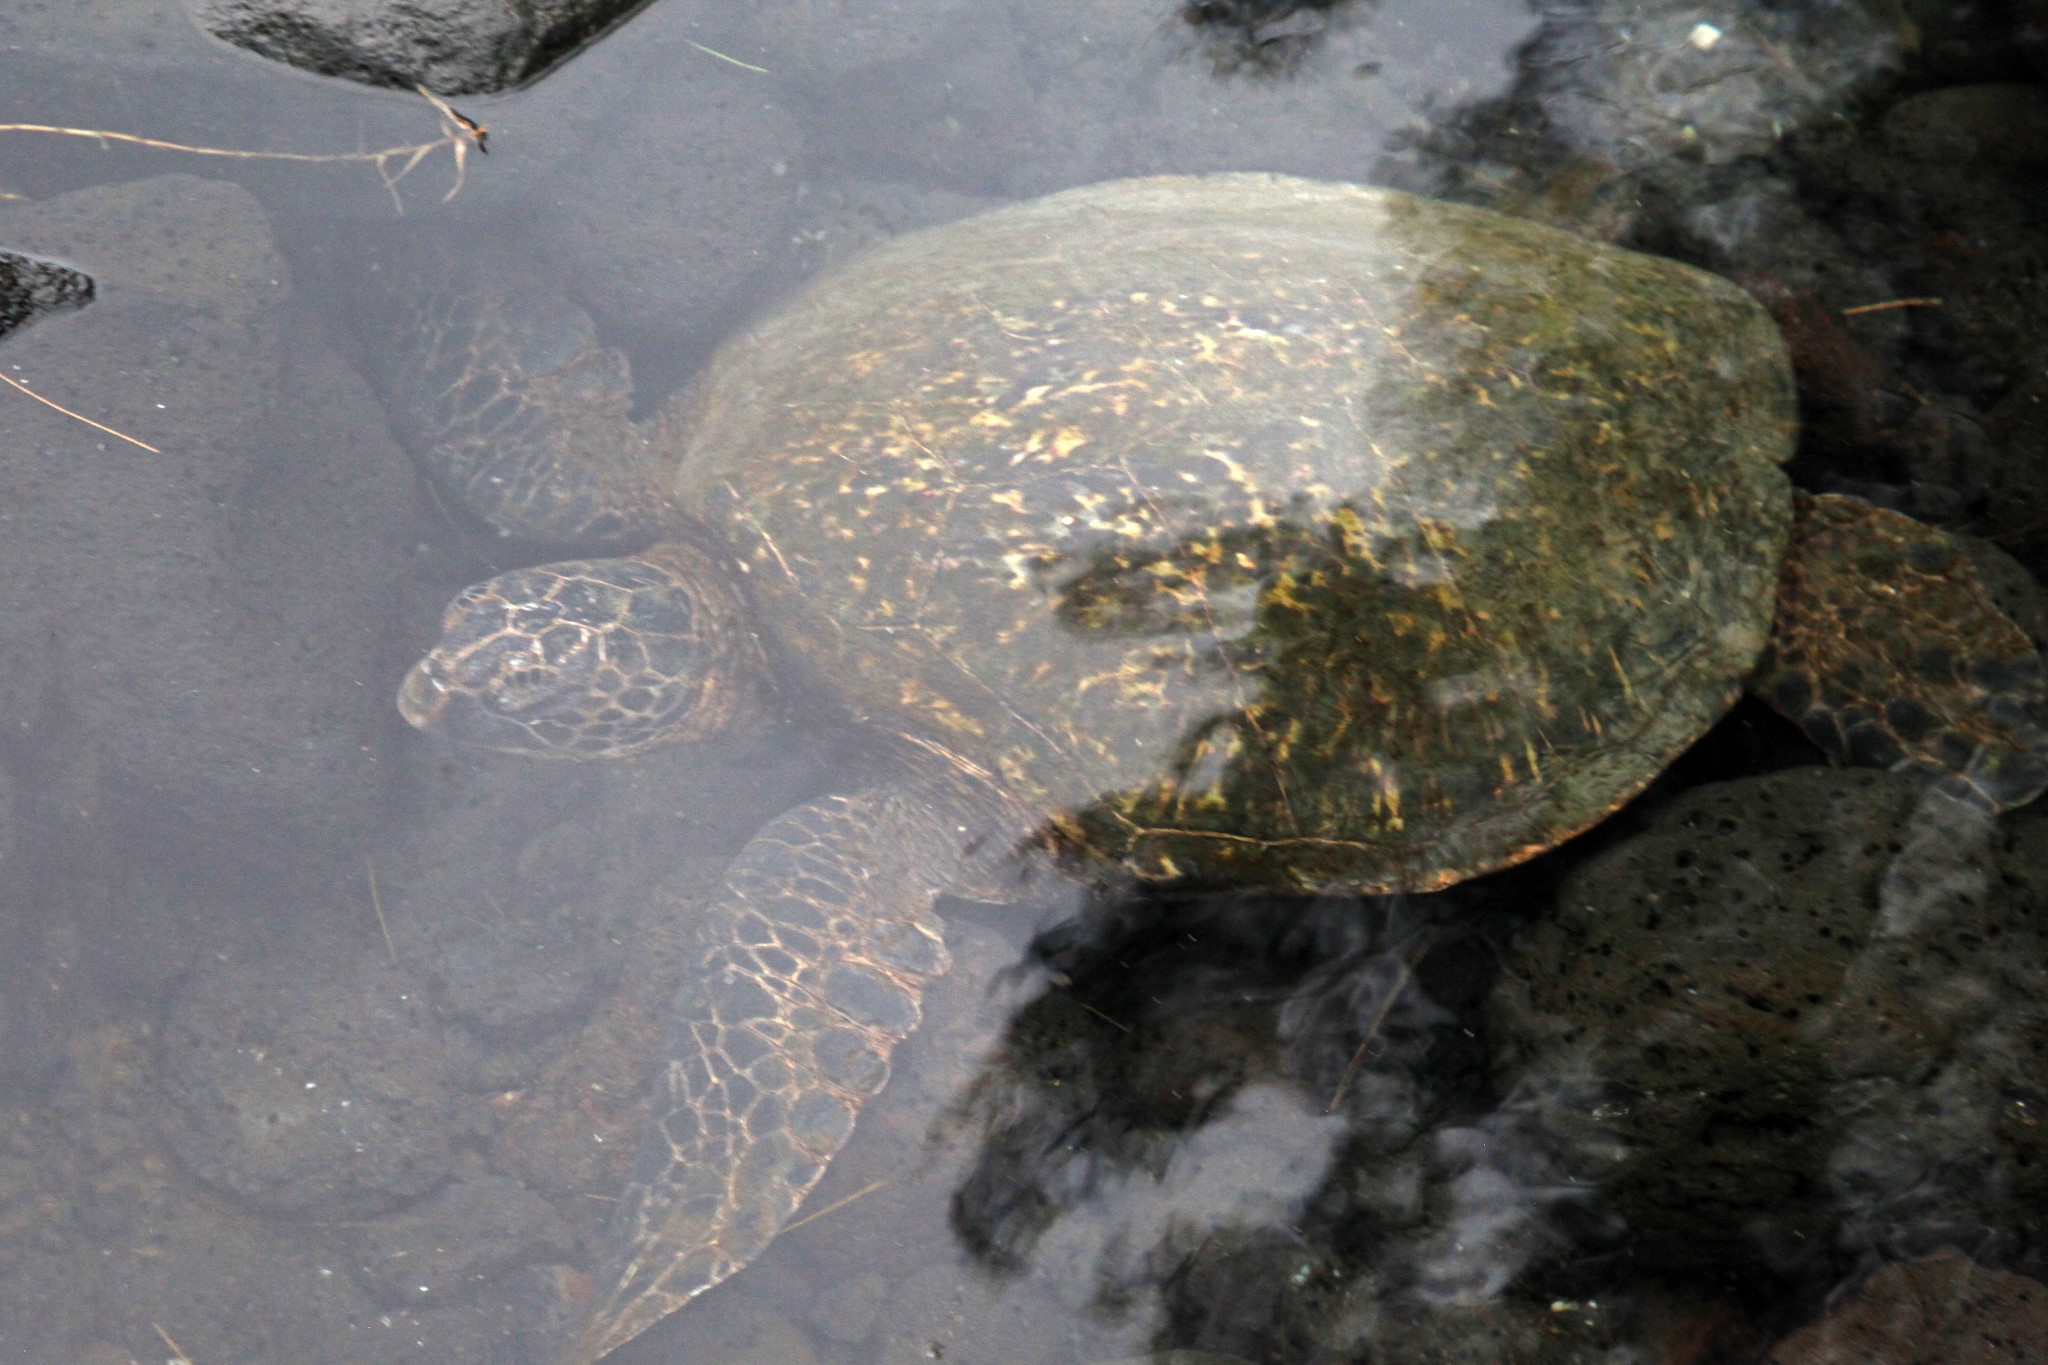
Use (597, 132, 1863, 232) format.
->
(1066, 992, 1132, 1033)
(154, 1322, 195, 1364)
(686, 38, 770, 73)
(1841, 296, 1943, 317)
(366, 855, 396, 963)
(413, 85, 488, 154)
(1325, 930, 1436, 1115)
(0, 370, 160, 451)
(783, 1178, 888, 1234)
(0, 85, 485, 214)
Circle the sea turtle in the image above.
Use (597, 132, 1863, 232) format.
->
(388, 173, 2048, 1360)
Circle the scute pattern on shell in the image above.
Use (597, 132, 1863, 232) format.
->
(674, 175, 1797, 890)
(1757, 492, 2048, 812)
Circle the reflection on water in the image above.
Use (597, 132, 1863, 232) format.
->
(1, 1, 2047, 1363)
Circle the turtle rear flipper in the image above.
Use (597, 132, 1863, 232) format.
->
(1753, 491, 2048, 812)
(573, 773, 1023, 1363)
(376, 259, 675, 543)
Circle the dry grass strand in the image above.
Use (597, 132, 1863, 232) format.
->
(0, 371, 160, 451)
(0, 85, 486, 214)
(153, 1322, 195, 1364)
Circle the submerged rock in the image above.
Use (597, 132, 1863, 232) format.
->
(1491, 766, 2048, 1270)
(157, 957, 466, 1216)
(511, 50, 803, 344)
(188, 0, 645, 94)
(338, 1174, 572, 1308)
(0, 175, 415, 869)
(0, 249, 90, 340)
(1761, 1247, 2048, 1364)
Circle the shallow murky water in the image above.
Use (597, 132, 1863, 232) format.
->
(2, 2, 2048, 1362)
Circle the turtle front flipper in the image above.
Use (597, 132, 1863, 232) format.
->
(377, 266, 675, 543)
(1753, 492, 2048, 812)
(573, 774, 1017, 1363)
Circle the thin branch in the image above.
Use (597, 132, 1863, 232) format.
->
(366, 855, 397, 963)
(413, 85, 489, 153)
(686, 39, 770, 73)
(783, 1179, 888, 1234)
(1841, 296, 1943, 317)
(1062, 991, 1131, 1033)
(0, 86, 486, 214)
(0, 371, 160, 451)
(1325, 930, 1436, 1115)
(154, 1322, 196, 1364)
(411, 85, 486, 205)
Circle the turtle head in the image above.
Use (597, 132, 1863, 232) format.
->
(398, 545, 765, 758)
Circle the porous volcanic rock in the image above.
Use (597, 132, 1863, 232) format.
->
(1491, 767, 2048, 1269)
(1761, 1248, 2048, 1364)
(189, 0, 643, 94)
(0, 175, 416, 869)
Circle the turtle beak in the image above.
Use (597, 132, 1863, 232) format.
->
(396, 658, 451, 731)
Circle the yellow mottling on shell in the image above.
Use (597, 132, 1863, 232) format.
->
(1265, 573, 1311, 613)
(1075, 660, 1170, 705)
(896, 676, 986, 738)
(1275, 716, 1303, 764)
(661, 176, 1794, 919)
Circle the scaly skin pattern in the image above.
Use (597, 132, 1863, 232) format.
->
(397, 541, 765, 756)
(385, 271, 675, 542)
(1755, 492, 2048, 811)
(570, 775, 1000, 1365)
